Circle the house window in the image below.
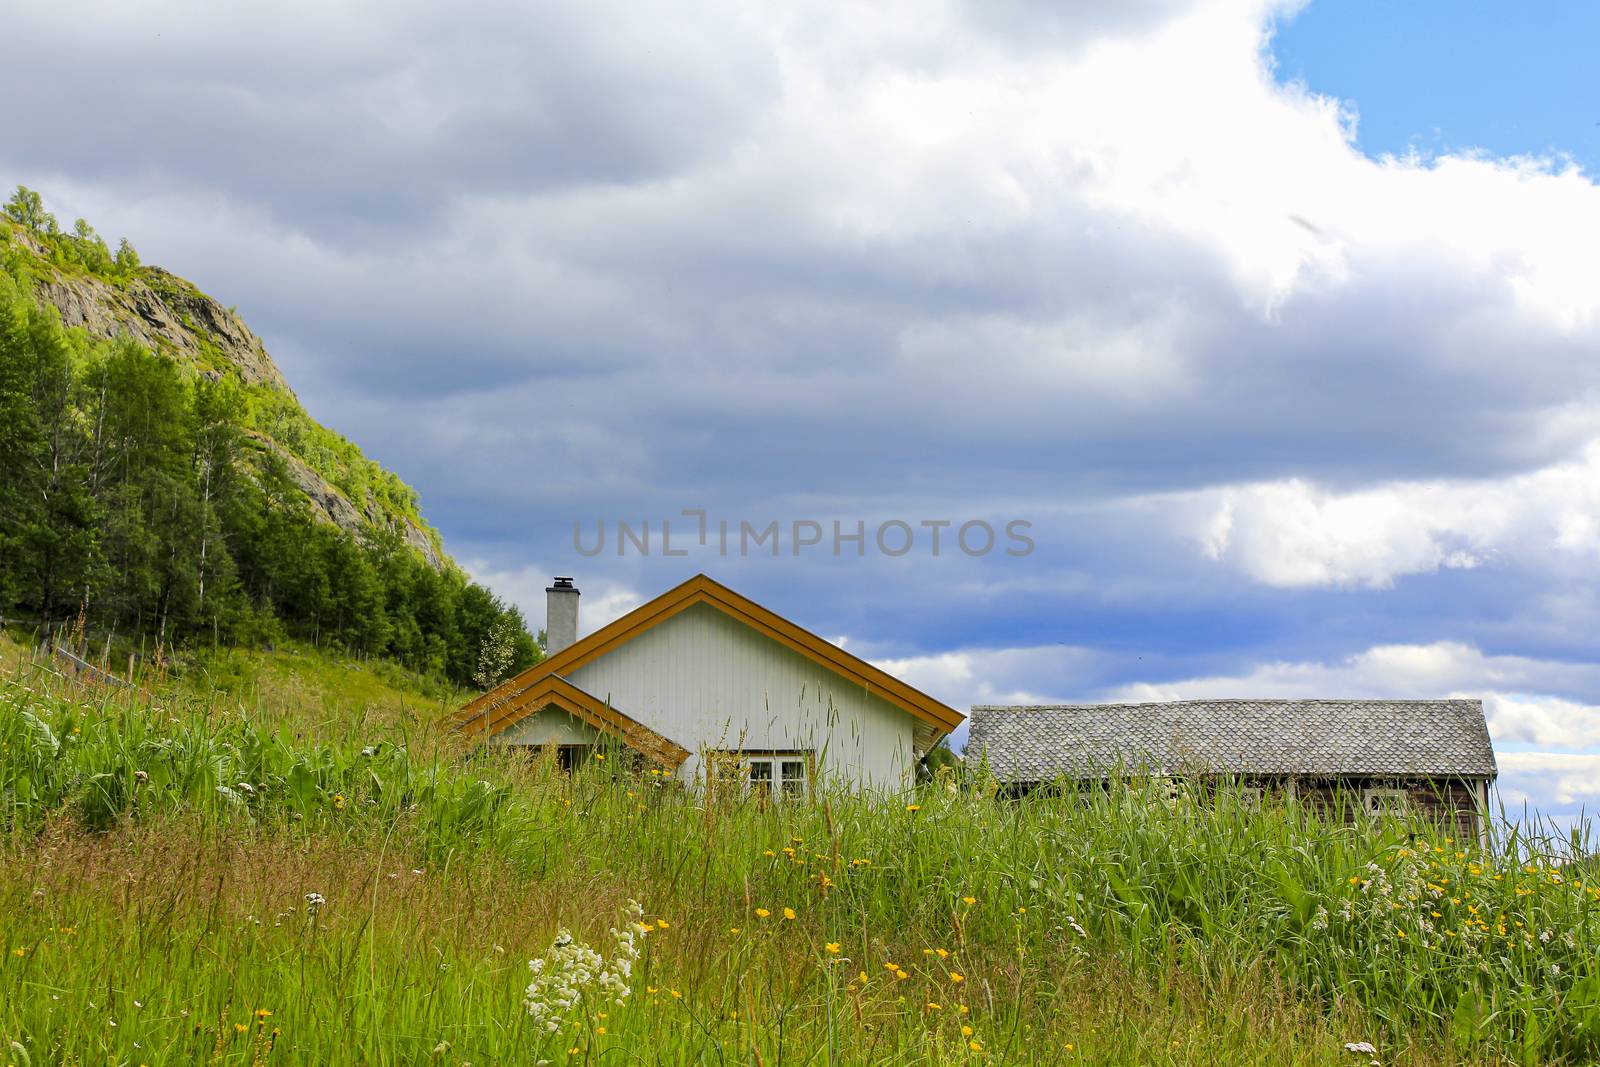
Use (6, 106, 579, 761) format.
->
(709, 751, 812, 802)
(1364, 787, 1409, 817)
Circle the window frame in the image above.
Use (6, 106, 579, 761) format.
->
(706, 749, 815, 803)
(1363, 786, 1410, 817)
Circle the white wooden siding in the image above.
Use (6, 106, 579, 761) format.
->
(492, 708, 602, 746)
(556, 603, 916, 792)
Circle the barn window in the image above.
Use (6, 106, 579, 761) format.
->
(1364, 787, 1409, 817)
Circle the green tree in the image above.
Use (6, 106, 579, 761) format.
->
(3, 185, 57, 235)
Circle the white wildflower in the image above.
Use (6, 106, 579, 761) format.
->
(525, 901, 647, 1035)
(305, 892, 327, 908)
(1343, 1041, 1377, 1054)
(1065, 916, 1088, 939)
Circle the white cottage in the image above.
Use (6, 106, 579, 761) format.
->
(451, 574, 963, 796)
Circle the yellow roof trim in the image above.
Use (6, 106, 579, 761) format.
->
(452, 574, 964, 739)
(460, 673, 691, 768)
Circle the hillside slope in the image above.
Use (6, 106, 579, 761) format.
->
(0, 186, 536, 688)
(0, 213, 443, 568)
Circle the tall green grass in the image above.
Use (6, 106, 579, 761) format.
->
(2, 672, 1597, 1065)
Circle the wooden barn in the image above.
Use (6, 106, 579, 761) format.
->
(965, 699, 1497, 841)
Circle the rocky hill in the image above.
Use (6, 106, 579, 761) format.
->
(1, 216, 445, 569)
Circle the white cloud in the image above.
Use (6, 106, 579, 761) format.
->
(458, 560, 643, 639)
(1495, 753, 1600, 810)
(1189, 441, 1600, 588)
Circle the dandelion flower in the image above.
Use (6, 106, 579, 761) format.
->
(755, 908, 770, 919)
(969, 1040, 983, 1052)
(962, 1025, 974, 1036)
(905, 804, 921, 812)
(783, 907, 796, 920)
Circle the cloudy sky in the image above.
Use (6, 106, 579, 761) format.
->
(7, 0, 1599, 824)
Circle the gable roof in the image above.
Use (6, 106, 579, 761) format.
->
(967, 699, 1497, 782)
(452, 574, 964, 748)
(476, 673, 692, 769)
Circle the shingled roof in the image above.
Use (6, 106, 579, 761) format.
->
(966, 699, 1496, 782)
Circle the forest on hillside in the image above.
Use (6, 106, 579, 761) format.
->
(0, 189, 538, 688)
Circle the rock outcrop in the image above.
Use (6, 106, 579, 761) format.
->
(8, 220, 449, 572)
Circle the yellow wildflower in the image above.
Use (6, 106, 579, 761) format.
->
(825, 942, 841, 954)
(755, 908, 771, 918)
(906, 804, 921, 812)
(969, 1040, 983, 1052)
(783, 907, 797, 920)
(949, 972, 965, 983)
(962, 896, 976, 906)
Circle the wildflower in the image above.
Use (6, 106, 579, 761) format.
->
(304, 893, 327, 908)
(962, 1025, 974, 1036)
(669, 989, 681, 998)
(234, 1023, 248, 1034)
(825, 942, 841, 954)
(936, 947, 950, 958)
(1343, 1041, 1377, 1055)
(962, 896, 976, 906)
(755, 908, 770, 919)
(256, 1009, 272, 1020)
(593, 753, 605, 762)
(332, 793, 346, 811)
(647, 986, 658, 994)
(764, 850, 776, 857)
(949, 972, 965, 983)
(850, 858, 870, 867)
(926, 1002, 942, 1011)
(969, 1040, 983, 1052)
(783, 908, 797, 921)
(596, 1027, 606, 1035)
(524, 901, 646, 1033)
(906, 804, 921, 812)
(134, 769, 149, 782)
(729, 927, 742, 935)
(655, 919, 669, 930)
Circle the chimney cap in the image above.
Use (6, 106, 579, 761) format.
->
(547, 576, 578, 592)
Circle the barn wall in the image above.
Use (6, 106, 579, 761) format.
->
(564, 603, 917, 792)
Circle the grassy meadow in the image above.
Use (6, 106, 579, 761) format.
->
(2, 642, 1598, 1065)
